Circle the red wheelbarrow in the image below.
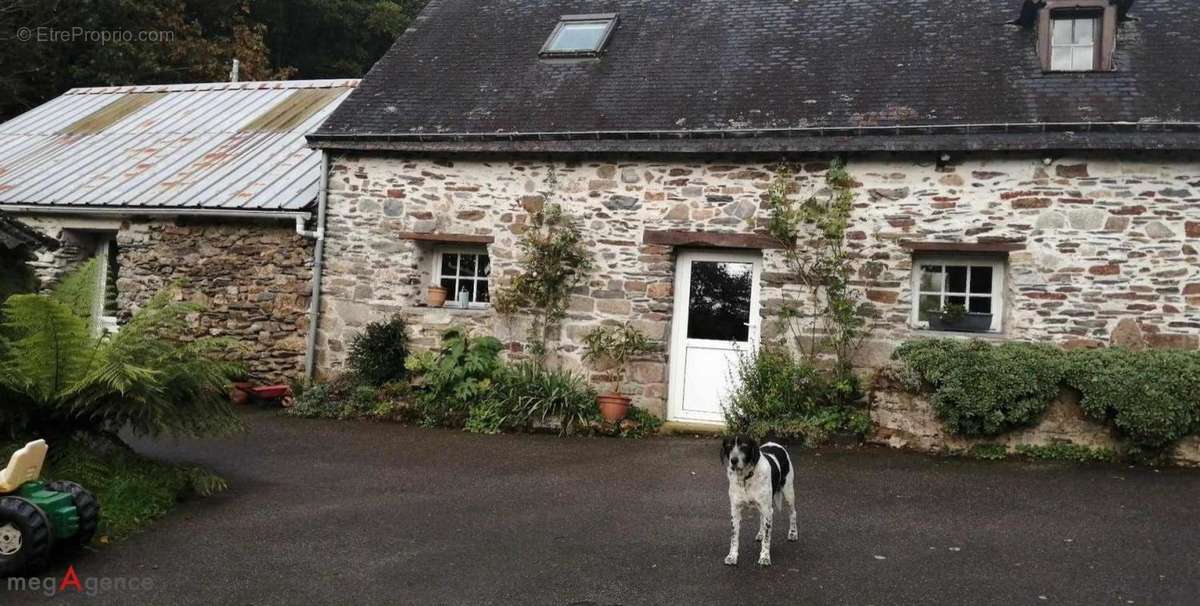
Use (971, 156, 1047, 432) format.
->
(231, 383, 294, 408)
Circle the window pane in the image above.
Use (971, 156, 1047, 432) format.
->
(686, 261, 752, 342)
(1072, 46, 1094, 70)
(1074, 18, 1095, 44)
(477, 280, 490, 303)
(1052, 19, 1074, 45)
(479, 255, 491, 277)
(969, 266, 993, 294)
(919, 265, 944, 292)
(918, 294, 942, 322)
(1051, 47, 1073, 71)
(440, 277, 455, 294)
(947, 266, 968, 293)
(968, 297, 992, 314)
(441, 253, 459, 278)
(461, 254, 478, 278)
(946, 295, 967, 308)
(547, 21, 608, 52)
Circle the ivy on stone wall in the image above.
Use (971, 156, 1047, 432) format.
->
(893, 339, 1200, 456)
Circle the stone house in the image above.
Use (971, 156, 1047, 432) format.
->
(306, 0, 1199, 427)
(0, 80, 358, 381)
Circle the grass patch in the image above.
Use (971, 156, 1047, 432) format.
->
(3, 436, 225, 543)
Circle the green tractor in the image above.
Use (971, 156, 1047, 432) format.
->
(0, 440, 100, 577)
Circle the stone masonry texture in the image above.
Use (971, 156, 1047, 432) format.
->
(317, 151, 1200, 419)
(24, 217, 313, 382)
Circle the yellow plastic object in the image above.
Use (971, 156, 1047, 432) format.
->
(0, 439, 48, 493)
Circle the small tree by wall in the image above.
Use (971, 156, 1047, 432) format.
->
(494, 168, 593, 366)
(765, 160, 870, 389)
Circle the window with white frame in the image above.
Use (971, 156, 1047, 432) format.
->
(1050, 12, 1100, 71)
(434, 247, 491, 307)
(911, 257, 1005, 333)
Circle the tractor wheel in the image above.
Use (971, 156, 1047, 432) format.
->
(0, 496, 53, 578)
(46, 481, 100, 553)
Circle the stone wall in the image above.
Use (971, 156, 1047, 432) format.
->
(870, 381, 1200, 467)
(18, 215, 313, 382)
(317, 151, 1200, 418)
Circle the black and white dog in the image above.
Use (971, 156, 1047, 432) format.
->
(720, 436, 798, 567)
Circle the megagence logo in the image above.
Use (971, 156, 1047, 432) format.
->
(6, 565, 156, 597)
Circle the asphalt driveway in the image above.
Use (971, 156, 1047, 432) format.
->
(8, 410, 1200, 605)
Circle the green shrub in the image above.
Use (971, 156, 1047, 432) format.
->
(1015, 443, 1115, 463)
(405, 327, 505, 426)
(893, 339, 1064, 436)
(347, 314, 411, 387)
(0, 264, 242, 442)
(1062, 348, 1200, 451)
(491, 361, 598, 434)
(286, 376, 405, 421)
(464, 400, 509, 435)
(965, 443, 1009, 460)
(723, 347, 866, 444)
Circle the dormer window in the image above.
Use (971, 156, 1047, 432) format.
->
(540, 14, 617, 58)
(1037, 1, 1118, 72)
(1050, 12, 1100, 70)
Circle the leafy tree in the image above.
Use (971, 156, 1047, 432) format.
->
(0, 260, 243, 442)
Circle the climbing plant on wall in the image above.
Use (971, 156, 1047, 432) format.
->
(494, 168, 593, 365)
(765, 159, 868, 384)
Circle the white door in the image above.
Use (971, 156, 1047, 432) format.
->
(667, 250, 763, 424)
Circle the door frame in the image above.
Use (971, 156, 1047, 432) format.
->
(666, 248, 764, 424)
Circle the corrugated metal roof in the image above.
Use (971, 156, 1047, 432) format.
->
(0, 79, 358, 211)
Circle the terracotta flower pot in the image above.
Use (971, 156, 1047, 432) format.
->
(597, 393, 631, 423)
(427, 286, 448, 307)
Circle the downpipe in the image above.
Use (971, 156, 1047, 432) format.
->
(298, 151, 329, 381)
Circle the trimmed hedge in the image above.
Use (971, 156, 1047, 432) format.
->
(893, 339, 1200, 454)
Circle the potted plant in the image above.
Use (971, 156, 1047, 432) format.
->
(426, 284, 447, 307)
(928, 303, 992, 333)
(582, 322, 656, 423)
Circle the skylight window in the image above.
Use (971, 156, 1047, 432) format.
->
(540, 14, 617, 57)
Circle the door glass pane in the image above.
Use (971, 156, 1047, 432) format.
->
(947, 266, 968, 293)
(686, 261, 752, 342)
(969, 266, 993, 294)
(919, 265, 944, 292)
(918, 294, 942, 322)
(968, 297, 992, 314)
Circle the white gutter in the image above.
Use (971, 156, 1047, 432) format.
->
(0, 204, 311, 221)
(301, 151, 329, 381)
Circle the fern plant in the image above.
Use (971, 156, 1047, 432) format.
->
(0, 263, 243, 441)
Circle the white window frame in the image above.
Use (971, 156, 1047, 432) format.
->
(909, 256, 1005, 333)
(1049, 14, 1099, 72)
(432, 246, 491, 309)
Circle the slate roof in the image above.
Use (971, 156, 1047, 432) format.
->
(0, 80, 357, 211)
(0, 211, 57, 251)
(310, 0, 1200, 153)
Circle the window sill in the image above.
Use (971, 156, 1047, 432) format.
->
(911, 327, 1007, 340)
(409, 303, 493, 316)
